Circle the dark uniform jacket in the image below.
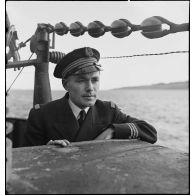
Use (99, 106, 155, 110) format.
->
(23, 93, 157, 146)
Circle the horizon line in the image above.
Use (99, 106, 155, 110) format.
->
(7, 80, 189, 91)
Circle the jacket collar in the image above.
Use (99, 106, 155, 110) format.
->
(68, 97, 90, 119)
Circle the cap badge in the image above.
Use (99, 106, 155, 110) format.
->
(85, 47, 93, 57)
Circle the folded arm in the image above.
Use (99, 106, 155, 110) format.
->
(95, 102, 157, 144)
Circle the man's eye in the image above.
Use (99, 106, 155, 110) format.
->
(76, 79, 85, 82)
(92, 78, 99, 82)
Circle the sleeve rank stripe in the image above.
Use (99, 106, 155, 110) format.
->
(126, 123, 132, 138)
(131, 123, 139, 138)
(130, 123, 135, 138)
(127, 123, 139, 139)
(131, 123, 136, 138)
(127, 123, 135, 139)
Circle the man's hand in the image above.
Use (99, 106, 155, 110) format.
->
(95, 128, 114, 140)
(47, 139, 70, 147)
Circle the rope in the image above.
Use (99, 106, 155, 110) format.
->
(6, 53, 34, 94)
(101, 50, 189, 59)
(16, 36, 32, 51)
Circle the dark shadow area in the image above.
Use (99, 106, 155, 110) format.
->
(6, 117, 27, 148)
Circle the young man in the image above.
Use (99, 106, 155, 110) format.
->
(23, 47, 157, 147)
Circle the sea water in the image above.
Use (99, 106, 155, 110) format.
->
(6, 89, 189, 153)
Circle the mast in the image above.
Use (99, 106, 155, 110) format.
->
(32, 24, 52, 105)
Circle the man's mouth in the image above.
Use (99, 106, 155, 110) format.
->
(83, 94, 96, 98)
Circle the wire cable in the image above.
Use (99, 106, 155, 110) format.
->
(101, 50, 189, 59)
(6, 52, 34, 94)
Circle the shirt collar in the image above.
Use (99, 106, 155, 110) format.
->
(68, 98, 89, 119)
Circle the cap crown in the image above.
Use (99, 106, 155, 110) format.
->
(54, 47, 100, 78)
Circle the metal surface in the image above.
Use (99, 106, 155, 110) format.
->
(33, 24, 52, 105)
(6, 51, 66, 69)
(6, 59, 37, 69)
(7, 140, 189, 194)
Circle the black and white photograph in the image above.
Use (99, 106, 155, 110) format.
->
(5, 1, 189, 194)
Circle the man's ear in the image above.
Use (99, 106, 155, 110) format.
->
(62, 79, 69, 91)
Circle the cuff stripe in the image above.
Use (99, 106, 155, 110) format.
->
(130, 123, 136, 138)
(127, 123, 133, 138)
(132, 123, 139, 138)
(127, 123, 139, 139)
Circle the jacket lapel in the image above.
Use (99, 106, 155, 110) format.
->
(53, 94, 79, 142)
(74, 108, 93, 141)
(75, 104, 105, 141)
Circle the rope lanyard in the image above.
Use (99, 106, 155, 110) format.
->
(6, 52, 34, 94)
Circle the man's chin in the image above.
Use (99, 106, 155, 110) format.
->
(82, 99, 96, 107)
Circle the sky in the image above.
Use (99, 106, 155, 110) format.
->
(6, 1, 189, 90)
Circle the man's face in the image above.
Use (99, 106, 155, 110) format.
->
(64, 71, 100, 109)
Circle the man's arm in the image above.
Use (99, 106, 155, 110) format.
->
(22, 108, 47, 147)
(110, 102, 157, 144)
(95, 102, 157, 144)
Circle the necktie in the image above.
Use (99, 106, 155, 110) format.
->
(78, 110, 86, 127)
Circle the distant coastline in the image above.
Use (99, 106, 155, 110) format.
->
(112, 81, 189, 90)
(9, 81, 189, 92)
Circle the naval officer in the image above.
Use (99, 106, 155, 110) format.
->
(23, 47, 157, 147)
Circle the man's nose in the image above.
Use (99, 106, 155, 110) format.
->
(86, 81, 93, 91)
